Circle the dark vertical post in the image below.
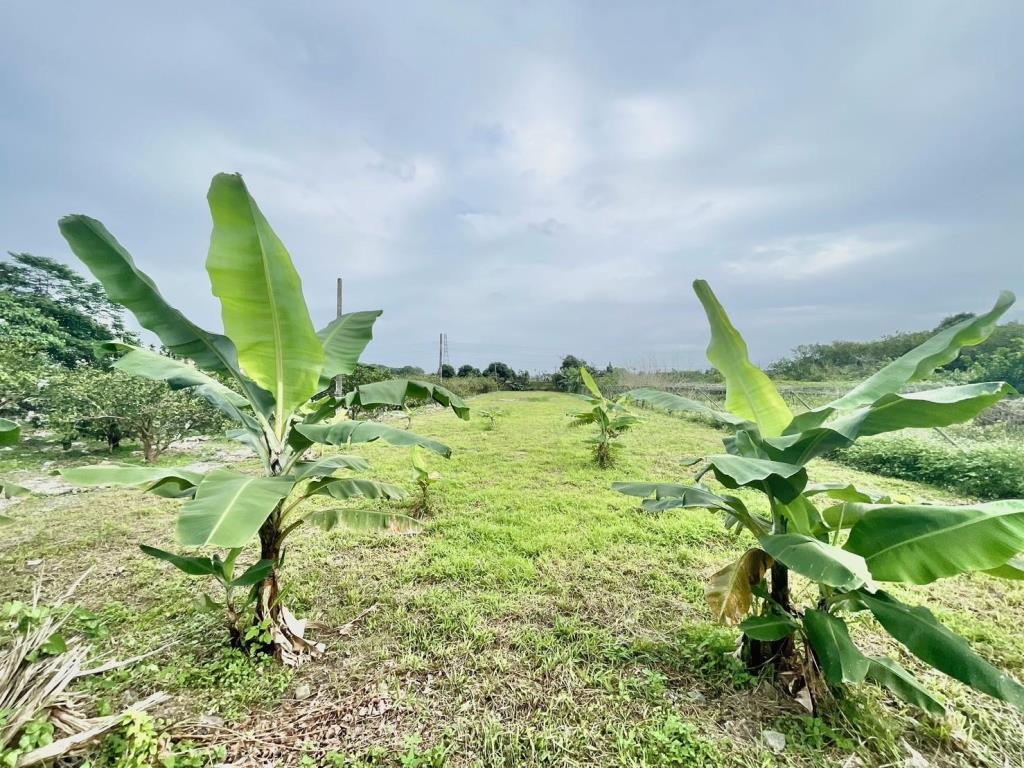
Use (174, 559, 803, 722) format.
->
(332, 278, 344, 398)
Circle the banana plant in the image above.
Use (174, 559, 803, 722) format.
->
(56, 173, 469, 663)
(570, 367, 640, 467)
(1, 417, 29, 520)
(410, 444, 441, 514)
(616, 280, 1024, 714)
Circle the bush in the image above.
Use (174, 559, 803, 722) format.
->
(967, 338, 1024, 392)
(42, 366, 228, 461)
(425, 375, 496, 398)
(830, 433, 1024, 500)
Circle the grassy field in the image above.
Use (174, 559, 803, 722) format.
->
(2, 392, 1023, 767)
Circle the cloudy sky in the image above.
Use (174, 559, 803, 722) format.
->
(2, 2, 1022, 372)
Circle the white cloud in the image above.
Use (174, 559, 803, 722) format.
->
(606, 94, 692, 161)
(728, 234, 913, 279)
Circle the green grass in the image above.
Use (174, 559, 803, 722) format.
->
(2, 392, 1023, 766)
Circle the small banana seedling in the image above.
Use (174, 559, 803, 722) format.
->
(616, 279, 1024, 716)
(410, 444, 441, 514)
(477, 408, 505, 431)
(569, 367, 640, 468)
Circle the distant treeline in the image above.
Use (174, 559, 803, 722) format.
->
(767, 312, 1024, 389)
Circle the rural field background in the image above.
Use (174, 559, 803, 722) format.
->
(3, 392, 1022, 767)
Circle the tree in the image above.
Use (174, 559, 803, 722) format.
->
(44, 365, 228, 461)
(346, 363, 392, 389)
(57, 173, 468, 663)
(617, 280, 1024, 715)
(482, 361, 529, 390)
(483, 361, 515, 382)
(0, 252, 133, 366)
(0, 339, 53, 420)
(552, 355, 589, 393)
(457, 364, 480, 377)
(440, 363, 456, 379)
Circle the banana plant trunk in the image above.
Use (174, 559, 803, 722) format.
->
(744, 502, 797, 671)
(254, 503, 289, 660)
(745, 562, 795, 670)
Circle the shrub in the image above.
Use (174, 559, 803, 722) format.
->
(831, 434, 1024, 500)
(967, 338, 1024, 392)
(428, 375, 496, 398)
(43, 365, 228, 461)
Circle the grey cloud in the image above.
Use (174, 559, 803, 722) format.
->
(1, 1, 1021, 373)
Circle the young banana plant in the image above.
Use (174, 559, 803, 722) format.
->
(570, 367, 640, 467)
(56, 173, 469, 664)
(616, 280, 1024, 715)
(410, 444, 441, 514)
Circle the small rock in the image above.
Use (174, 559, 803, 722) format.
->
(199, 713, 224, 727)
(26, 559, 42, 568)
(902, 742, 930, 768)
(293, 683, 312, 700)
(762, 730, 786, 754)
(685, 690, 706, 703)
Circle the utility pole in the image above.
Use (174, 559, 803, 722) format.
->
(333, 278, 344, 398)
(438, 333, 444, 378)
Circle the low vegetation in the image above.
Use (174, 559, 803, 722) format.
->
(769, 309, 1024, 386)
(4, 393, 1024, 764)
(831, 428, 1024, 500)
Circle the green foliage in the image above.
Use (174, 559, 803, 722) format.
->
(426, 375, 496, 398)
(482, 361, 530, 390)
(476, 407, 505, 430)
(0, 252, 133, 367)
(456, 364, 480, 377)
(0, 339, 53, 420)
(570, 367, 640, 468)
(346, 363, 394, 389)
(0, 717, 54, 767)
(967, 337, 1024, 391)
(769, 309, 1024, 383)
(616, 714, 722, 767)
(43, 366, 228, 461)
(831, 433, 1024, 500)
(57, 172, 468, 658)
(0, 391, 26, 513)
(550, 355, 617, 394)
(410, 445, 441, 513)
(616, 280, 1024, 714)
(90, 712, 226, 768)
